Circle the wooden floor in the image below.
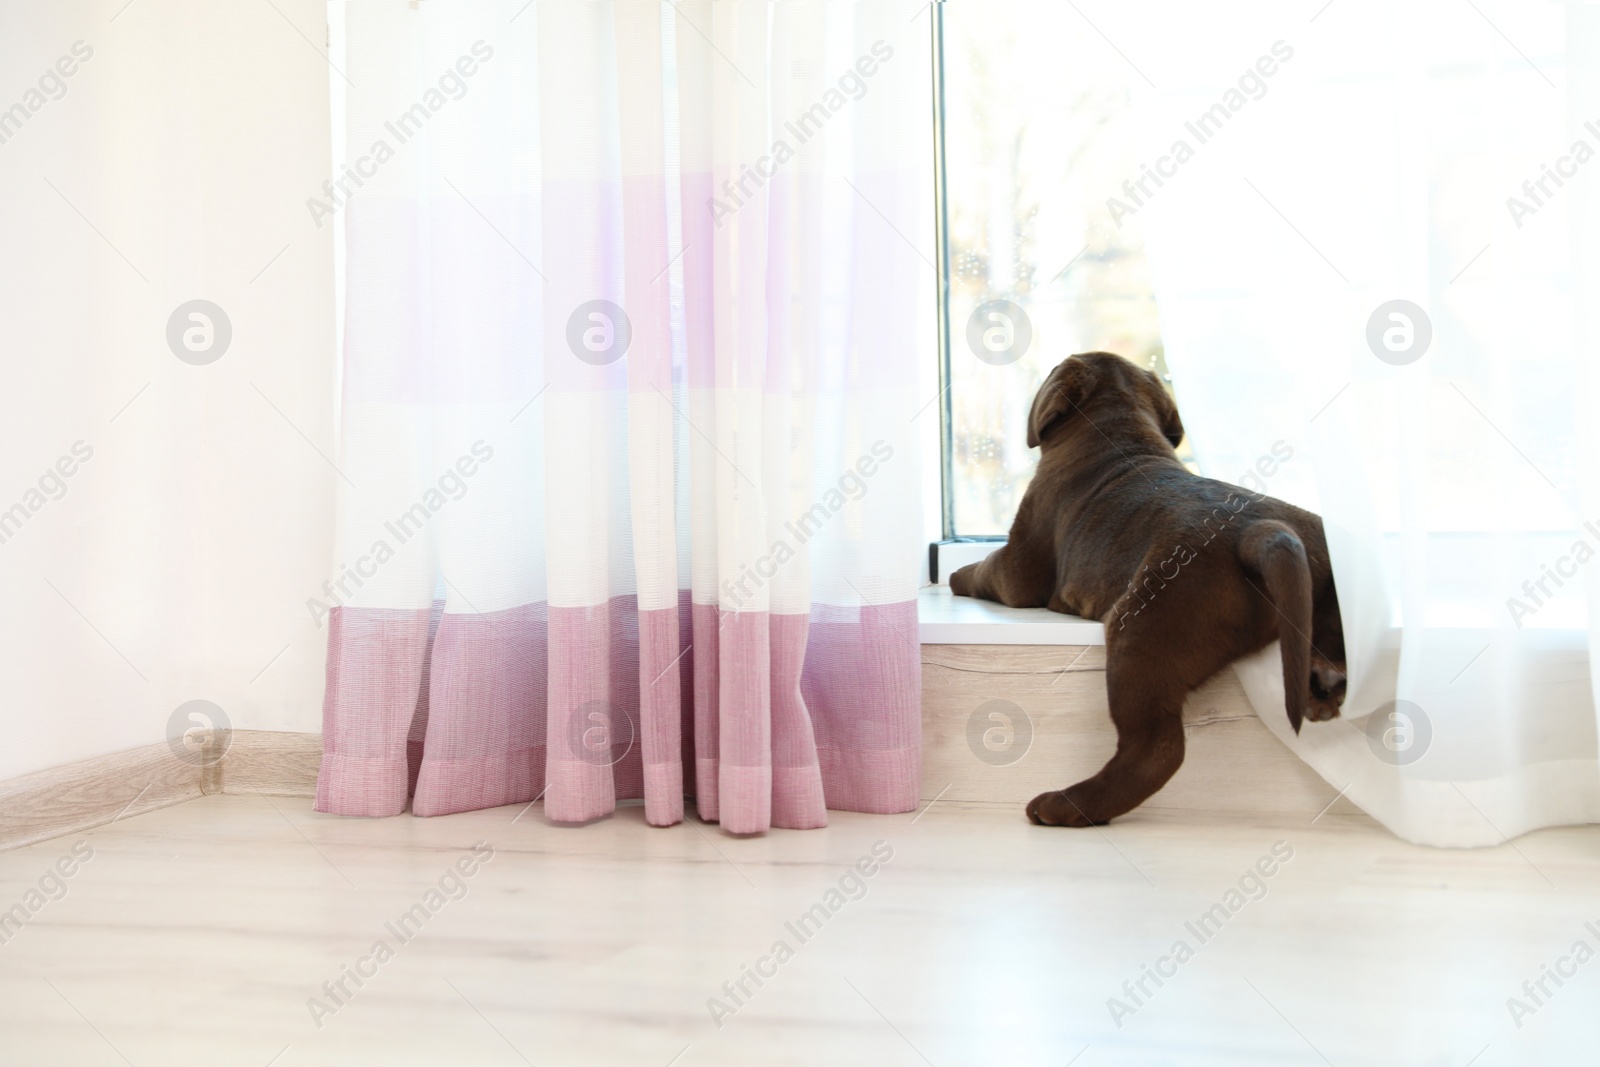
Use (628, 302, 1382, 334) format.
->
(1, 796, 1598, 1067)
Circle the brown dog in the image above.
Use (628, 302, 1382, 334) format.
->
(949, 351, 1346, 827)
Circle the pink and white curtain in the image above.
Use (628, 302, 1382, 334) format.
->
(314, 1, 928, 833)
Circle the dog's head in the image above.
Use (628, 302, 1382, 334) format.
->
(1027, 352, 1185, 452)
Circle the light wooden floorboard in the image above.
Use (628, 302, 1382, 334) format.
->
(1, 795, 1596, 1066)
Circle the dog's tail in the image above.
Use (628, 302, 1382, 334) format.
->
(1237, 521, 1313, 734)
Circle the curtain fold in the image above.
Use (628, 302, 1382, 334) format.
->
(1137, 0, 1600, 844)
(316, 1, 927, 834)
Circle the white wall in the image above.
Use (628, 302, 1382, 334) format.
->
(0, 0, 336, 780)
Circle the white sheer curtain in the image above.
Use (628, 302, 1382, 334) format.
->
(1134, 1, 1600, 844)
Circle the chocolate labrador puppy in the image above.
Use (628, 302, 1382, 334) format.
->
(950, 351, 1346, 827)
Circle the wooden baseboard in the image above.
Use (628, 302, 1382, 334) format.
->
(215, 730, 321, 798)
(921, 645, 1365, 821)
(0, 742, 202, 853)
(0, 730, 323, 853)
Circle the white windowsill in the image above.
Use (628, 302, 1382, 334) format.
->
(917, 585, 1106, 645)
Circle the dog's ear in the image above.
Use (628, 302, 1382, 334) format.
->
(1144, 370, 1185, 449)
(1156, 387, 1185, 449)
(1027, 360, 1090, 449)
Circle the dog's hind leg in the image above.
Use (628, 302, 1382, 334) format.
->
(1024, 659, 1190, 825)
(1026, 644, 1188, 827)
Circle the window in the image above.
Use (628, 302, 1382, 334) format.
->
(932, 1, 1185, 540)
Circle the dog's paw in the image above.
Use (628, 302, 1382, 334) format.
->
(1304, 700, 1343, 724)
(1026, 789, 1103, 828)
(948, 563, 977, 597)
(1306, 663, 1346, 723)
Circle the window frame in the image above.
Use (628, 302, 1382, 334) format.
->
(927, 2, 1007, 575)
(930, 0, 955, 544)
